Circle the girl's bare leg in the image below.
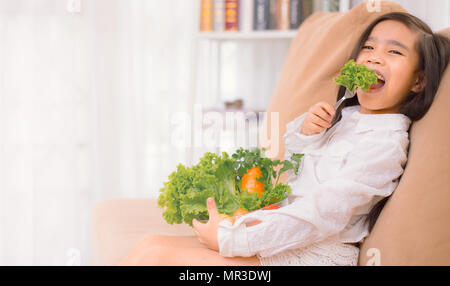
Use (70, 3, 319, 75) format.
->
(118, 235, 203, 265)
(137, 245, 260, 266)
(118, 234, 260, 266)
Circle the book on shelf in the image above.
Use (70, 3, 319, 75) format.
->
(200, 0, 213, 32)
(225, 0, 240, 31)
(201, 0, 337, 33)
(274, 0, 290, 30)
(254, 0, 270, 30)
(240, 0, 254, 32)
(290, 0, 307, 29)
(213, 0, 225, 31)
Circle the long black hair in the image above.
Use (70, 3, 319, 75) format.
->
(329, 12, 450, 233)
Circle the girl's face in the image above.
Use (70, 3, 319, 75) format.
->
(355, 20, 426, 114)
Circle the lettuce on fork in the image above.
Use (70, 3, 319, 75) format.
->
(158, 148, 303, 226)
(334, 59, 378, 92)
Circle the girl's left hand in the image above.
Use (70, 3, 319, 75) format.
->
(192, 197, 221, 251)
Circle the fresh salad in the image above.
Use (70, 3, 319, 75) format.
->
(334, 59, 378, 92)
(158, 148, 304, 227)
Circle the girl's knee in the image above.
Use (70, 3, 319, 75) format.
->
(119, 237, 169, 266)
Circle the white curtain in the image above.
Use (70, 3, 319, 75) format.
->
(391, 0, 450, 31)
(0, 0, 197, 266)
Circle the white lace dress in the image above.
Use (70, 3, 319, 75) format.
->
(257, 235, 360, 266)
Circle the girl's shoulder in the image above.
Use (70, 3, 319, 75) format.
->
(354, 114, 412, 134)
(353, 129, 410, 157)
(341, 105, 412, 134)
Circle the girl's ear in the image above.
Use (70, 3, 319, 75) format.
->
(411, 71, 427, 93)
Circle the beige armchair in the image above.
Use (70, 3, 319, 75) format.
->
(91, 1, 450, 266)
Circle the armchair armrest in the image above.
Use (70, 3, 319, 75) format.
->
(91, 198, 194, 266)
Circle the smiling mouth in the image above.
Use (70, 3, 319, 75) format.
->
(367, 79, 385, 92)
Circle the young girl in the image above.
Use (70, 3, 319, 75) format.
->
(118, 12, 450, 266)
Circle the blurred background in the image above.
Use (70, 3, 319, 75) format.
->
(0, 0, 449, 266)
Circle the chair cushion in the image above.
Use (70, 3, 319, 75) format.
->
(261, 1, 450, 265)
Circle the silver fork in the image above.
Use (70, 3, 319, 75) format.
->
(328, 89, 356, 130)
(334, 89, 356, 110)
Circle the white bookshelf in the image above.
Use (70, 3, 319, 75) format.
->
(192, 0, 300, 161)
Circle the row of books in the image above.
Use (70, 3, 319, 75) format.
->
(199, 0, 343, 32)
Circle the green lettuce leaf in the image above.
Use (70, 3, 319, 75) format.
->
(334, 59, 378, 92)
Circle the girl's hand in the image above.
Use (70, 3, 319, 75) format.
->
(192, 197, 221, 251)
(300, 101, 336, 136)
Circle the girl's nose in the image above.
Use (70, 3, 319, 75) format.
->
(367, 56, 385, 65)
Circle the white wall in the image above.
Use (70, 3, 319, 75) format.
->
(351, 0, 450, 31)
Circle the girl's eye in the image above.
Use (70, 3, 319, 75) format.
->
(362, 45, 403, 55)
(389, 50, 402, 55)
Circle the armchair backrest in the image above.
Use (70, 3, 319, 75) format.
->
(260, 0, 450, 265)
